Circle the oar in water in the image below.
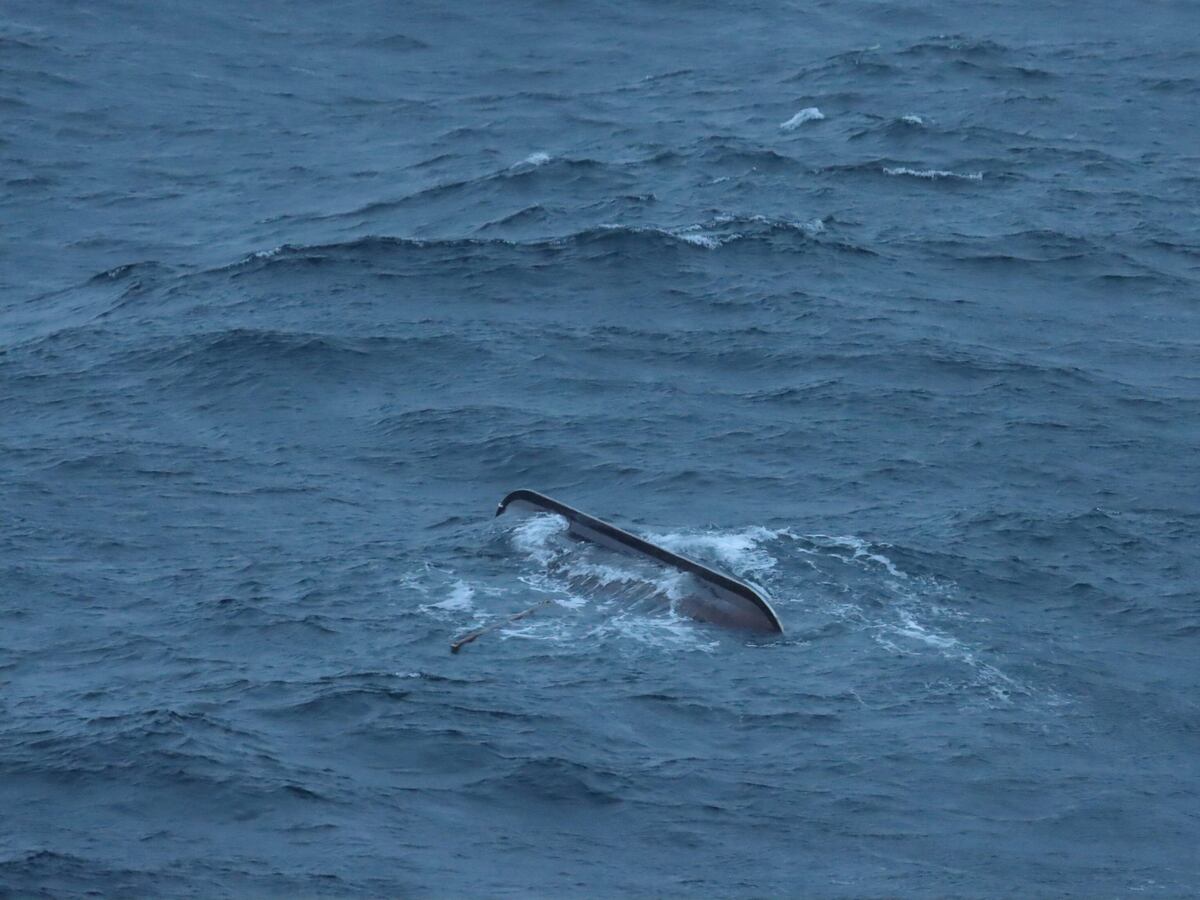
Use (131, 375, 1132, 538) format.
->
(449, 598, 555, 654)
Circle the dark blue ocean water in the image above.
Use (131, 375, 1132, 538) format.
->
(3, 1, 1199, 896)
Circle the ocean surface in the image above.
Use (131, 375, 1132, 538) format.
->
(2, 1, 1199, 896)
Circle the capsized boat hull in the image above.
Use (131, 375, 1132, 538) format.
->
(496, 489, 783, 634)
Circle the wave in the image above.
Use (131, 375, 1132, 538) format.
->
(892, 35, 1064, 84)
(424, 584, 543, 635)
(119, 329, 498, 395)
(843, 114, 940, 143)
(255, 138, 813, 237)
(1143, 75, 1200, 93)
(785, 46, 895, 83)
(0, 851, 165, 896)
(472, 756, 627, 807)
(511, 151, 552, 168)
(585, 214, 831, 249)
(788, 532, 909, 579)
(634, 67, 695, 85)
(818, 159, 998, 183)
(1, 261, 173, 351)
(305, 154, 614, 224)
(897, 35, 1011, 59)
(354, 33, 429, 51)
(780, 107, 825, 130)
(691, 136, 804, 170)
(907, 227, 1103, 262)
(883, 166, 983, 181)
(0, 35, 42, 53)
(647, 526, 781, 578)
(230, 214, 841, 268)
(474, 203, 551, 231)
(787, 36, 1061, 93)
(773, 531, 1039, 705)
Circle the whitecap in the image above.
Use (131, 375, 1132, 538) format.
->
(900, 114, 925, 126)
(883, 166, 982, 181)
(513, 151, 552, 167)
(780, 107, 825, 130)
(742, 213, 824, 237)
(667, 223, 733, 249)
(673, 230, 724, 249)
(595, 223, 731, 249)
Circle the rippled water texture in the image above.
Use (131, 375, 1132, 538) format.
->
(2, 0, 1198, 896)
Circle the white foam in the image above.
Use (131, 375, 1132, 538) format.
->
(669, 223, 738, 249)
(889, 610, 959, 649)
(561, 560, 640, 588)
(595, 223, 733, 250)
(865, 605, 1030, 704)
(744, 214, 825, 237)
(654, 569, 692, 602)
(595, 216, 825, 251)
(498, 615, 574, 644)
(496, 519, 729, 651)
(514, 151, 552, 167)
(883, 166, 982, 181)
(511, 512, 569, 565)
(556, 561, 643, 595)
(800, 533, 908, 579)
(558, 557, 689, 610)
(551, 591, 588, 610)
(426, 579, 475, 612)
(900, 114, 925, 126)
(673, 230, 724, 249)
(592, 610, 719, 653)
(499, 608, 716, 653)
(780, 107, 825, 130)
(648, 526, 780, 577)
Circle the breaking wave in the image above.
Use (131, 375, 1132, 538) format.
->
(884, 166, 984, 180)
(780, 107, 825, 129)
